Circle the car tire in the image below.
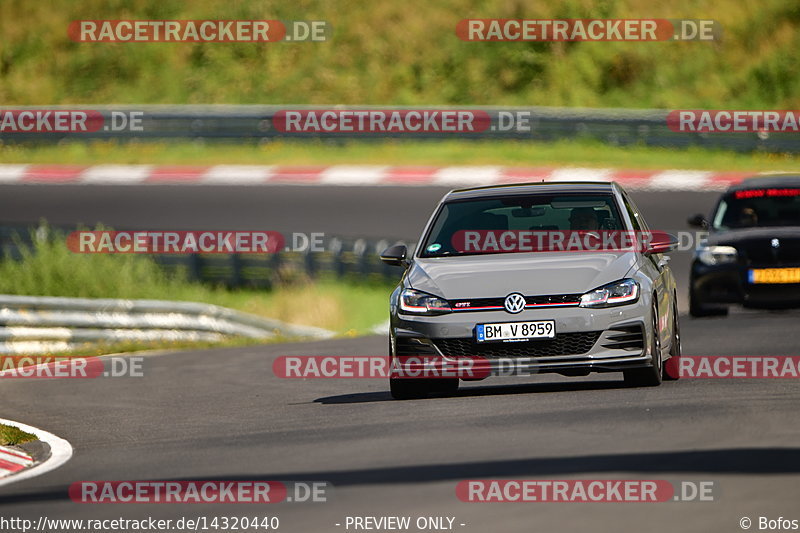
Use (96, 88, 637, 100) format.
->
(689, 284, 729, 317)
(624, 301, 663, 387)
(664, 300, 681, 381)
(388, 338, 432, 400)
(429, 378, 459, 395)
(390, 378, 430, 400)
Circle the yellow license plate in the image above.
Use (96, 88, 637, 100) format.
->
(749, 268, 800, 284)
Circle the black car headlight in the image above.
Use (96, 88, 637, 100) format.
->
(580, 279, 640, 308)
(399, 288, 452, 315)
(697, 245, 738, 266)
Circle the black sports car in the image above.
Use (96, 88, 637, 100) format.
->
(688, 175, 800, 316)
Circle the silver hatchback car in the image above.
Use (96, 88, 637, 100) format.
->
(381, 182, 681, 399)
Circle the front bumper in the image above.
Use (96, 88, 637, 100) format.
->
(691, 261, 800, 307)
(391, 302, 653, 376)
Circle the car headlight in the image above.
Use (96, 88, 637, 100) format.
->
(399, 288, 451, 315)
(697, 245, 738, 266)
(580, 279, 640, 308)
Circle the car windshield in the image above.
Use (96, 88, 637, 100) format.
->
(712, 187, 800, 230)
(420, 193, 624, 257)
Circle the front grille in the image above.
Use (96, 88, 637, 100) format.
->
(449, 293, 582, 311)
(737, 238, 800, 266)
(433, 331, 602, 358)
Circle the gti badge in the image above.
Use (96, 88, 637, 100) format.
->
(504, 293, 526, 314)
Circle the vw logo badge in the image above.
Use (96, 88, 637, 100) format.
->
(771, 238, 780, 249)
(504, 293, 526, 314)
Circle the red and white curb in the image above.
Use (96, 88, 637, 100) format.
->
(0, 445, 33, 477)
(0, 164, 759, 190)
(0, 417, 73, 487)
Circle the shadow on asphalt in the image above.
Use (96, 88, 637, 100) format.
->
(314, 378, 631, 404)
(3, 447, 799, 505)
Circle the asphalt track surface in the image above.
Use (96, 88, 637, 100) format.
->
(1, 185, 799, 532)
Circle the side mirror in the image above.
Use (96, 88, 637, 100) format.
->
(380, 244, 408, 267)
(643, 232, 679, 255)
(687, 214, 708, 229)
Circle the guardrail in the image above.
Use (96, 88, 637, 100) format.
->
(1, 105, 797, 153)
(154, 238, 413, 287)
(0, 294, 334, 354)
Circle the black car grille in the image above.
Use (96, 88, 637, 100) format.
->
(433, 331, 602, 358)
(737, 238, 800, 266)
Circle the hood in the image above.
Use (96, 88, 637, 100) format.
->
(707, 226, 800, 265)
(407, 252, 639, 298)
(707, 226, 800, 246)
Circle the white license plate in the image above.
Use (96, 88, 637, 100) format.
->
(476, 320, 556, 343)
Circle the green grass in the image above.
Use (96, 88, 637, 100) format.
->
(0, 229, 393, 336)
(0, 424, 37, 446)
(0, 0, 798, 108)
(1, 139, 798, 172)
